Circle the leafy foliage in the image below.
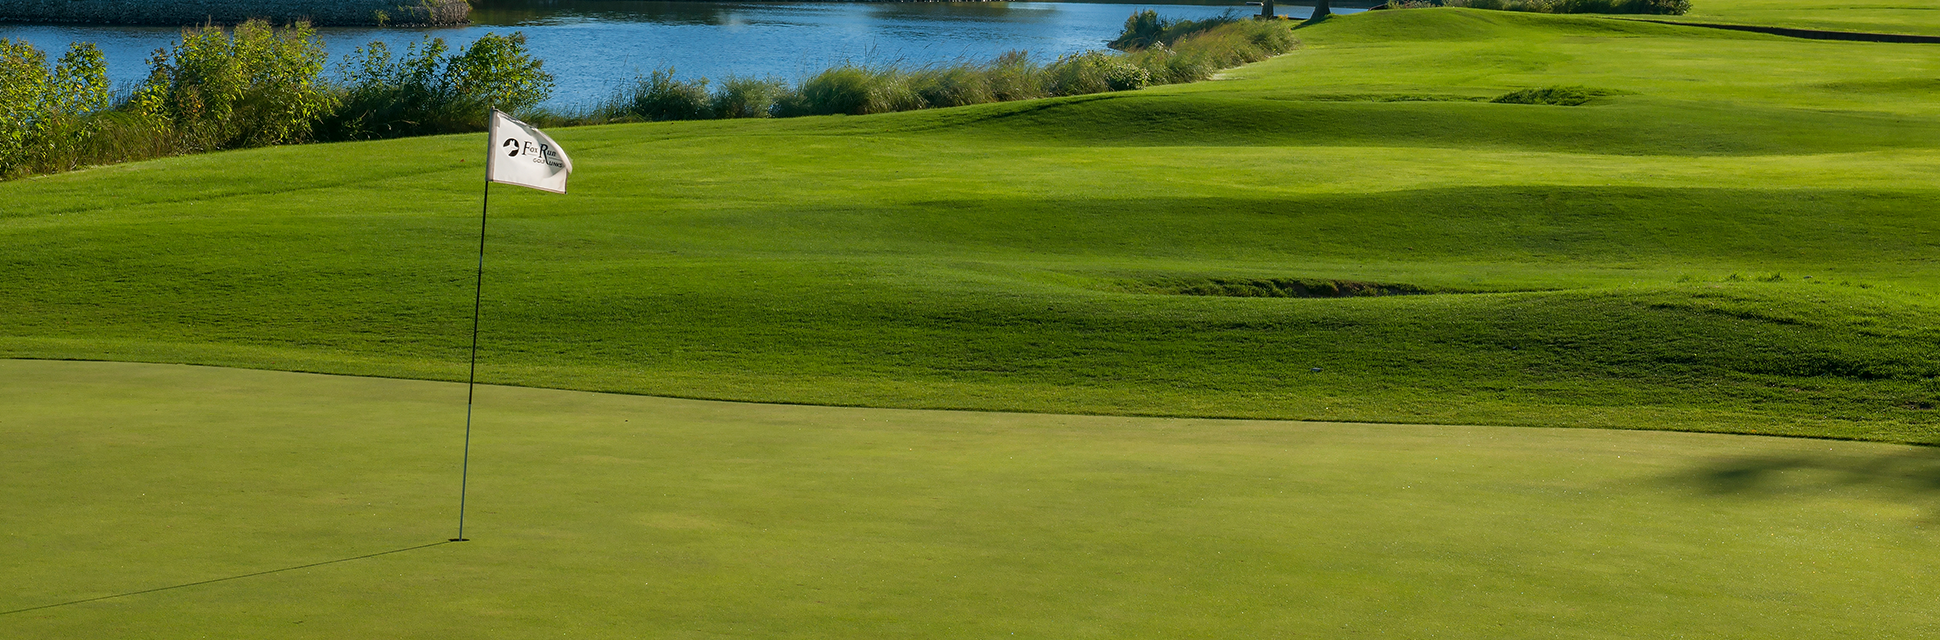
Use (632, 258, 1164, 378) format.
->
(0, 39, 111, 176)
(127, 20, 335, 151)
(1108, 10, 1244, 51)
(318, 32, 554, 140)
(3, 15, 1281, 177)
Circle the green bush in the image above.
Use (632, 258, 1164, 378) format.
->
(127, 20, 335, 151)
(1111, 10, 1171, 51)
(1109, 10, 1244, 51)
(318, 32, 553, 140)
(0, 39, 111, 176)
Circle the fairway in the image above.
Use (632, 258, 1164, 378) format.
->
(3, 359, 1938, 637)
(5, 9, 1940, 441)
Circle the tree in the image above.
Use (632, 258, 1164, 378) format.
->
(1308, 0, 1332, 21)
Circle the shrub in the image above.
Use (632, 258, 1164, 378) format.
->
(318, 32, 554, 140)
(127, 20, 335, 151)
(1109, 10, 1244, 51)
(0, 39, 111, 176)
(445, 32, 553, 112)
(1111, 10, 1171, 50)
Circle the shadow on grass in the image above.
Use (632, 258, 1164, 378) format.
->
(1667, 447, 1940, 519)
(0, 540, 454, 616)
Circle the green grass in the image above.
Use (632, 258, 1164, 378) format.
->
(1675, 0, 1940, 36)
(6, 359, 1940, 638)
(4, 9, 1939, 442)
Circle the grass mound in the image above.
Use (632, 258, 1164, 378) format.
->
(1126, 276, 1431, 298)
(1491, 85, 1614, 105)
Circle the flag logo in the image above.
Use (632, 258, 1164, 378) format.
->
(487, 110, 572, 194)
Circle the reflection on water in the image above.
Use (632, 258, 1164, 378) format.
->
(0, 1, 1360, 108)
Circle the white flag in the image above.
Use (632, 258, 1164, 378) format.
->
(488, 110, 572, 194)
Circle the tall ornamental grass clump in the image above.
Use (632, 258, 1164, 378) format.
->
(1388, 0, 1690, 15)
(0, 39, 110, 177)
(318, 32, 554, 140)
(1117, 16, 1300, 84)
(617, 69, 712, 121)
(708, 77, 789, 119)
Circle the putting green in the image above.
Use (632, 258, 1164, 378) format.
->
(4, 359, 1937, 638)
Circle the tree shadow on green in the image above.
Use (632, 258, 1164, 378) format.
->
(1666, 447, 1940, 520)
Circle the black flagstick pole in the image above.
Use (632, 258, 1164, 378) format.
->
(454, 110, 495, 543)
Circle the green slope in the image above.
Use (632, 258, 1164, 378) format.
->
(1678, 0, 1940, 36)
(3, 9, 1938, 441)
(6, 360, 1939, 638)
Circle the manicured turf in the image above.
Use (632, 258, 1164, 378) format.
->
(1676, 0, 1940, 36)
(2, 9, 1937, 442)
(4, 359, 1939, 638)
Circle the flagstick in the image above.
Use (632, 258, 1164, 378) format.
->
(454, 119, 494, 543)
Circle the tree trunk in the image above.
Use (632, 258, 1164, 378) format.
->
(1309, 0, 1332, 21)
(1261, 0, 1276, 18)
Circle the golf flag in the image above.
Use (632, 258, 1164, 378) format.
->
(488, 110, 572, 194)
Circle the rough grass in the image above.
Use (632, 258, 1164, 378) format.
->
(2, 8, 1939, 443)
(5, 360, 1940, 638)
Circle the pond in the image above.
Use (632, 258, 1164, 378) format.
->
(0, 1, 1361, 108)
